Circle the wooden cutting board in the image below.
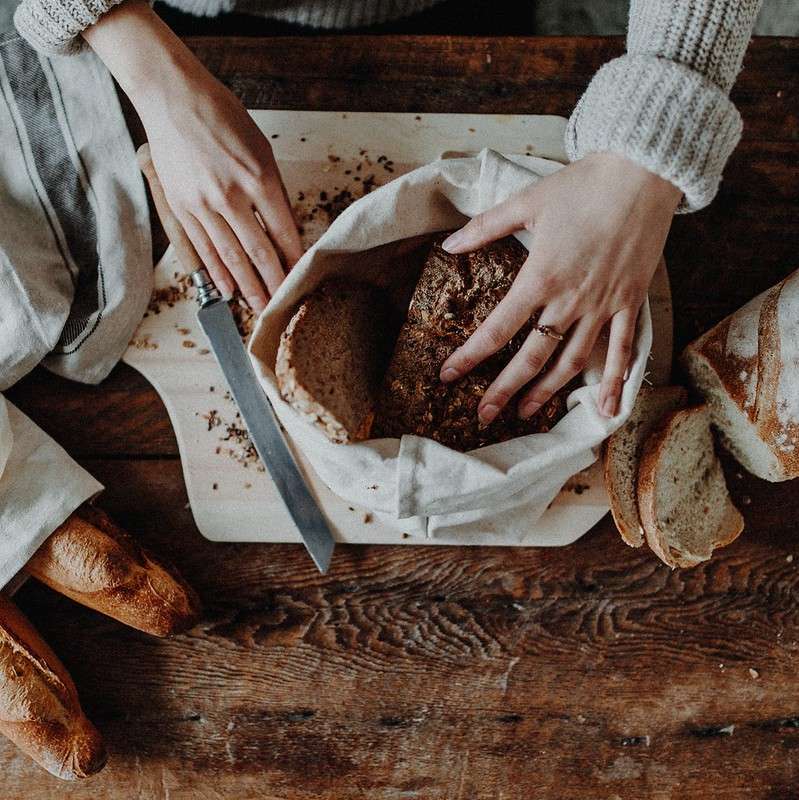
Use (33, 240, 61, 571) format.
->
(123, 110, 673, 546)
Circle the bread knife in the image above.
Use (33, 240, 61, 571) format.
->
(137, 144, 335, 574)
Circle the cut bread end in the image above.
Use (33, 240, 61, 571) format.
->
(276, 281, 391, 444)
(604, 385, 689, 547)
(682, 344, 792, 482)
(637, 404, 744, 569)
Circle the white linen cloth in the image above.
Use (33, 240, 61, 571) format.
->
(0, 398, 102, 588)
(249, 149, 653, 541)
(0, 34, 150, 589)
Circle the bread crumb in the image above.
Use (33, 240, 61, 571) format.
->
(183, 340, 196, 348)
(177, 327, 190, 335)
(749, 668, 759, 679)
(367, 484, 378, 490)
(212, 483, 218, 491)
(787, 554, 794, 563)
(244, 482, 252, 490)
(363, 512, 373, 524)
(199, 348, 210, 355)
(401, 532, 410, 539)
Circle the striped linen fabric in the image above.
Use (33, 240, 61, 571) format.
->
(0, 31, 151, 390)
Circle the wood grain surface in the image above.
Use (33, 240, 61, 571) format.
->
(5, 35, 799, 799)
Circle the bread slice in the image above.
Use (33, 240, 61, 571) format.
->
(637, 405, 744, 569)
(276, 281, 392, 444)
(604, 385, 689, 547)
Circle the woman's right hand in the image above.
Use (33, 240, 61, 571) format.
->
(83, 0, 302, 312)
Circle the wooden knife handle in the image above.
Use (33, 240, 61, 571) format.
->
(136, 142, 205, 275)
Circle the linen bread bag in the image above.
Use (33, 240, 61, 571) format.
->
(249, 150, 654, 542)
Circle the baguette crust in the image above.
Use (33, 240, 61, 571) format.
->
(637, 406, 744, 568)
(26, 505, 201, 637)
(0, 594, 106, 780)
(682, 269, 799, 481)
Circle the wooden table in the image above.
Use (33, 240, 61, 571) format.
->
(6, 36, 799, 799)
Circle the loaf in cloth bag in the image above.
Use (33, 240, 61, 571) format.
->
(249, 149, 653, 542)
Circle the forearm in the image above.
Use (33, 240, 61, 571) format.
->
(566, 0, 763, 212)
(81, 0, 201, 110)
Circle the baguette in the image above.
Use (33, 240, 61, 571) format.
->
(0, 594, 106, 779)
(637, 405, 744, 568)
(26, 505, 201, 638)
(682, 268, 799, 481)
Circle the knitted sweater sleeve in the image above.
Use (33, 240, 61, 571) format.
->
(565, 0, 763, 212)
(13, 0, 232, 55)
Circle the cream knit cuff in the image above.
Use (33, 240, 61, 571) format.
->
(565, 54, 743, 213)
(15, 0, 132, 55)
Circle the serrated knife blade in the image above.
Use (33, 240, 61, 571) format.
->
(195, 284, 335, 573)
(136, 142, 335, 573)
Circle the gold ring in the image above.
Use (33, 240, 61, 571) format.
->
(533, 323, 564, 342)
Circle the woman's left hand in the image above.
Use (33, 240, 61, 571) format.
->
(438, 151, 682, 422)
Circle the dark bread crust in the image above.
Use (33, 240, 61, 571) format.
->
(373, 235, 572, 452)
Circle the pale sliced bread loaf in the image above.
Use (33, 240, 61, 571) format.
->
(682, 269, 799, 482)
(604, 385, 689, 547)
(276, 281, 392, 444)
(637, 405, 744, 569)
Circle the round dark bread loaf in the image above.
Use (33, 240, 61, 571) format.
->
(373, 234, 573, 452)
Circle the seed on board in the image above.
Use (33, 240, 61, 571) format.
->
(182, 340, 196, 348)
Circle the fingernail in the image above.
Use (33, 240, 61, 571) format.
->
(440, 366, 461, 382)
(519, 400, 541, 420)
(218, 280, 235, 300)
(601, 394, 618, 417)
(478, 403, 500, 425)
(441, 230, 466, 253)
(249, 296, 267, 314)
